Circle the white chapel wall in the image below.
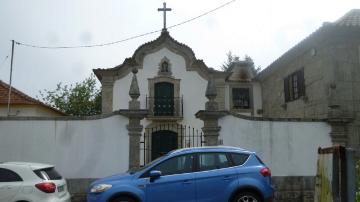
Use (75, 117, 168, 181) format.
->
(0, 115, 129, 178)
(219, 115, 332, 176)
(113, 47, 207, 130)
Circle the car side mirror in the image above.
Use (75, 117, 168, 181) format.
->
(149, 170, 161, 182)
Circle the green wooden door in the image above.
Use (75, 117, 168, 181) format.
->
(151, 130, 178, 160)
(154, 82, 174, 116)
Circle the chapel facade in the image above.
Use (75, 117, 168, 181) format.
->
(94, 9, 360, 158)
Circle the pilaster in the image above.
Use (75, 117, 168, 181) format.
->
(101, 76, 114, 114)
(327, 105, 354, 146)
(196, 110, 227, 146)
(121, 68, 148, 169)
(195, 75, 226, 146)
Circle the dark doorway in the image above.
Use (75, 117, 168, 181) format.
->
(154, 82, 174, 116)
(151, 130, 178, 160)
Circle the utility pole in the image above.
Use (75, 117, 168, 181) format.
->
(7, 40, 15, 116)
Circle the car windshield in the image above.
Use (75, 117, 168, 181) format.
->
(127, 155, 167, 174)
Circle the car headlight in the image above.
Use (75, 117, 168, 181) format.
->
(90, 184, 112, 193)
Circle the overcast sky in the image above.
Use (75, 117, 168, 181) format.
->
(0, 0, 359, 98)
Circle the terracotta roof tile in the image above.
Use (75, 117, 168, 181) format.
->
(0, 80, 66, 115)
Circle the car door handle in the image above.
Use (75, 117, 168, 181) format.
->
(182, 180, 192, 184)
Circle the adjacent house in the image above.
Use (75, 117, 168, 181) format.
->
(258, 9, 360, 153)
(0, 80, 66, 117)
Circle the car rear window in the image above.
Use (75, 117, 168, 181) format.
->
(230, 153, 250, 166)
(255, 155, 265, 165)
(34, 167, 62, 180)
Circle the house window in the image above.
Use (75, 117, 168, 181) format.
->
(284, 69, 305, 102)
(232, 88, 250, 109)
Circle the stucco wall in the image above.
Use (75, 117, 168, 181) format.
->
(260, 40, 333, 119)
(113, 47, 207, 129)
(330, 38, 360, 152)
(0, 115, 129, 178)
(219, 115, 332, 176)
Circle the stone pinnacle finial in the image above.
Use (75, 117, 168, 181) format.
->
(206, 74, 217, 100)
(129, 67, 140, 100)
(205, 74, 218, 110)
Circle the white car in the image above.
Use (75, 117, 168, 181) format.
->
(0, 162, 71, 202)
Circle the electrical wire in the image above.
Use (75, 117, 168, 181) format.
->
(15, 0, 238, 49)
(15, 29, 162, 49)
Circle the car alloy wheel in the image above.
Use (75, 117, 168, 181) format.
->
(237, 195, 258, 202)
(234, 192, 261, 202)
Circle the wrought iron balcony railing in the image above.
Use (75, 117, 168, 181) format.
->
(146, 96, 183, 117)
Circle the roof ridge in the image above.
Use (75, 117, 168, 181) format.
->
(334, 9, 360, 26)
(0, 80, 66, 115)
(258, 9, 360, 79)
(0, 80, 41, 104)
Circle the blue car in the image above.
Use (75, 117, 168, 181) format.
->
(87, 146, 274, 202)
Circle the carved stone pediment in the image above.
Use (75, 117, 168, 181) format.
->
(93, 30, 225, 82)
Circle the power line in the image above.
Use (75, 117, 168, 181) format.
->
(15, 0, 238, 49)
(15, 29, 162, 49)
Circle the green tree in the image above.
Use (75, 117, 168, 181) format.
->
(38, 74, 101, 116)
(244, 54, 261, 74)
(221, 51, 240, 71)
(221, 51, 261, 74)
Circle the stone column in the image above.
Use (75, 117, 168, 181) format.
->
(196, 75, 226, 146)
(121, 68, 147, 169)
(101, 76, 114, 114)
(126, 115, 145, 169)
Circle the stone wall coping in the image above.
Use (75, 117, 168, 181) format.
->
(0, 110, 327, 122)
(195, 110, 228, 119)
(0, 110, 131, 121)
(226, 111, 326, 122)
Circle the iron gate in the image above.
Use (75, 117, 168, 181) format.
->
(140, 124, 205, 166)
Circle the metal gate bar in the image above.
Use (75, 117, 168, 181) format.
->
(140, 124, 205, 166)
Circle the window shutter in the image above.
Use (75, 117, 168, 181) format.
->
(284, 77, 290, 102)
(298, 69, 305, 96)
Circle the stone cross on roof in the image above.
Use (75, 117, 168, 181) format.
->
(158, 2, 172, 30)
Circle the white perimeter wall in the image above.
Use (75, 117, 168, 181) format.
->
(219, 115, 332, 176)
(0, 115, 129, 179)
